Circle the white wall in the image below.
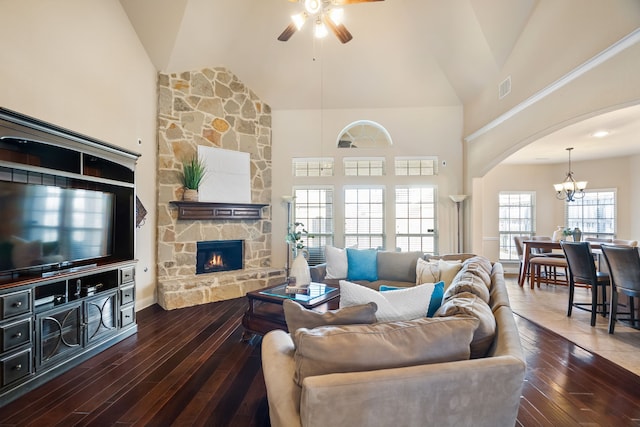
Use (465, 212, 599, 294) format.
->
(271, 106, 464, 269)
(464, 0, 640, 136)
(0, 0, 158, 309)
(479, 156, 635, 261)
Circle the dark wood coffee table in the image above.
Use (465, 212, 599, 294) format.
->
(241, 282, 339, 341)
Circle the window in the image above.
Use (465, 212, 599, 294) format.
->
(343, 158, 385, 176)
(337, 120, 392, 148)
(498, 192, 535, 261)
(344, 187, 384, 249)
(293, 187, 334, 265)
(566, 190, 616, 240)
(395, 157, 438, 176)
(292, 158, 334, 177)
(395, 186, 436, 254)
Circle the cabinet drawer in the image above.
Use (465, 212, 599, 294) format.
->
(1, 318, 32, 352)
(120, 286, 135, 306)
(120, 305, 135, 328)
(120, 266, 135, 285)
(1, 348, 32, 386)
(1, 290, 32, 320)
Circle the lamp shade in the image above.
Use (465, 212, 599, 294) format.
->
(449, 194, 468, 203)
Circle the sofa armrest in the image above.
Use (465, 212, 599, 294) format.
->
(261, 330, 302, 427)
(309, 263, 327, 283)
(300, 354, 525, 427)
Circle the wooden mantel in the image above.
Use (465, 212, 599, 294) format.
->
(170, 201, 269, 220)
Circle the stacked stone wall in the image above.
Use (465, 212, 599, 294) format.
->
(156, 67, 283, 309)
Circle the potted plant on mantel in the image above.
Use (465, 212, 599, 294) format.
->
(181, 155, 207, 201)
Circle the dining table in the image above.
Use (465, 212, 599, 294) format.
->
(518, 240, 602, 287)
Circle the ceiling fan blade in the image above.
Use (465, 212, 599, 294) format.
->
(278, 22, 298, 42)
(332, 0, 384, 5)
(323, 15, 353, 44)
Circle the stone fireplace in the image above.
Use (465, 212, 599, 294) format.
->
(155, 67, 285, 310)
(196, 240, 243, 274)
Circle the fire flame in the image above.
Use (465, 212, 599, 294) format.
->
(206, 253, 224, 269)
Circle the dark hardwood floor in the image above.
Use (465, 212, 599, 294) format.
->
(1, 297, 640, 426)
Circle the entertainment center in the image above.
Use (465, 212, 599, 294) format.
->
(0, 108, 139, 405)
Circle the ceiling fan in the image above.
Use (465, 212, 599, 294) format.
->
(278, 0, 384, 44)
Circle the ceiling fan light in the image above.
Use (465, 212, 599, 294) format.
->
(305, 0, 321, 14)
(292, 12, 307, 30)
(329, 8, 344, 25)
(314, 20, 328, 38)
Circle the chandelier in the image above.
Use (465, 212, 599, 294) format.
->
(553, 147, 587, 202)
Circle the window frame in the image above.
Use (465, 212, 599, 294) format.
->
(498, 191, 536, 261)
(564, 188, 616, 240)
(292, 157, 334, 177)
(394, 156, 438, 176)
(343, 186, 385, 250)
(343, 157, 385, 176)
(394, 185, 437, 254)
(292, 186, 335, 265)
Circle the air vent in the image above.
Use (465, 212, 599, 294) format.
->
(498, 76, 511, 99)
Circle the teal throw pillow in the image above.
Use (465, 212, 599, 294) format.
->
(346, 248, 378, 282)
(380, 281, 445, 317)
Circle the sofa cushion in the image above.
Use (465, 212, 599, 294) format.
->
(283, 299, 378, 333)
(439, 259, 463, 288)
(415, 258, 462, 289)
(459, 262, 492, 287)
(435, 292, 496, 358)
(489, 263, 511, 312)
(464, 256, 493, 275)
(444, 273, 491, 304)
(292, 316, 479, 385)
(380, 281, 444, 317)
(346, 248, 378, 281)
(415, 258, 439, 284)
(325, 245, 350, 279)
(377, 251, 423, 282)
(339, 280, 444, 322)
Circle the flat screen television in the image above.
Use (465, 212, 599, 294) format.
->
(0, 181, 115, 277)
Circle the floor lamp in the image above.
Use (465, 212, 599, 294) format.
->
(282, 196, 294, 278)
(449, 195, 468, 253)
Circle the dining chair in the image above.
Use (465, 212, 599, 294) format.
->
(584, 237, 613, 243)
(611, 239, 638, 247)
(514, 235, 545, 285)
(600, 245, 640, 333)
(532, 236, 564, 257)
(561, 241, 610, 326)
(514, 236, 527, 284)
(526, 236, 568, 288)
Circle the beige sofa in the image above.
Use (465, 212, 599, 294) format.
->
(261, 257, 526, 427)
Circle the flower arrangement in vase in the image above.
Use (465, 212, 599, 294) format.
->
(286, 222, 314, 286)
(286, 222, 311, 255)
(562, 227, 574, 241)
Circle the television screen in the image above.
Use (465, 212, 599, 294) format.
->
(0, 181, 114, 274)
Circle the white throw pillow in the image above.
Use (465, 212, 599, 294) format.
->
(438, 259, 463, 289)
(325, 245, 351, 279)
(339, 280, 442, 322)
(416, 258, 439, 284)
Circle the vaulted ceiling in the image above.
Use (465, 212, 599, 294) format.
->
(119, 0, 535, 110)
(119, 0, 640, 163)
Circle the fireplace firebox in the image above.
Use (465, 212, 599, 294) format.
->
(196, 240, 243, 274)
